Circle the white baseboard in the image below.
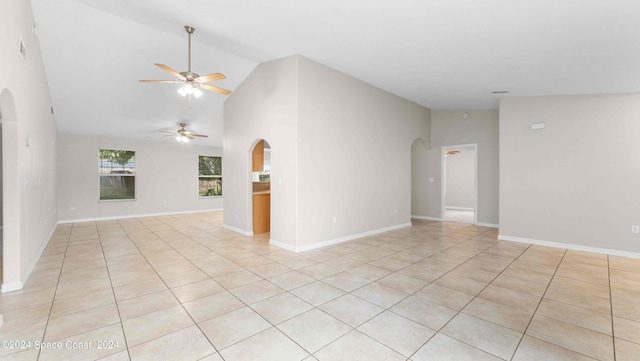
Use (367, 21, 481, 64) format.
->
(223, 224, 253, 236)
(411, 215, 443, 222)
(1, 282, 23, 293)
(498, 234, 640, 259)
(271, 222, 412, 253)
(476, 222, 499, 228)
(446, 207, 475, 211)
(269, 239, 296, 252)
(58, 208, 223, 224)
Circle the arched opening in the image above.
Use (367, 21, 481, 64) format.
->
(0, 89, 20, 293)
(250, 139, 271, 240)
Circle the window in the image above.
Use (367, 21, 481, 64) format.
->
(99, 149, 135, 200)
(199, 156, 222, 197)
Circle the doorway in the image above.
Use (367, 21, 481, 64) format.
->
(251, 139, 271, 238)
(441, 144, 477, 224)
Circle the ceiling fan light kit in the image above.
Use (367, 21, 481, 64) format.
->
(162, 123, 209, 143)
(139, 25, 231, 98)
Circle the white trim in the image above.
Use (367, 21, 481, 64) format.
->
(0, 314, 3, 329)
(224, 224, 253, 236)
(269, 239, 296, 252)
(1, 282, 23, 293)
(476, 222, 499, 228)
(498, 234, 640, 259)
(411, 215, 443, 222)
(58, 208, 223, 224)
(271, 223, 412, 253)
(445, 206, 475, 211)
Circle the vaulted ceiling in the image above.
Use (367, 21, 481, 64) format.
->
(30, 0, 640, 147)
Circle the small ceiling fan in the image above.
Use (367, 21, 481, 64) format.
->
(139, 25, 231, 97)
(162, 123, 208, 143)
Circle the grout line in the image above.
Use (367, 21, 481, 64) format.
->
(608, 255, 617, 361)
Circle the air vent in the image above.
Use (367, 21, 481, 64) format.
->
(18, 37, 26, 61)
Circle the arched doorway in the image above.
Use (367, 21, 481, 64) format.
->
(250, 139, 271, 239)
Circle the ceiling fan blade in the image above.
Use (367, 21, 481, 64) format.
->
(196, 72, 226, 83)
(139, 79, 181, 83)
(160, 130, 176, 134)
(190, 134, 208, 138)
(154, 63, 186, 80)
(201, 84, 231, 96)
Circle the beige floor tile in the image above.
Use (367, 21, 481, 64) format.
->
(512, 335, 598, 361)
(249, 262, 293, 278)
(199, 307, 271, 350)
(268, 271, 316, 291)
(390, 295, 457, 330)
(412, 333, 503, 361)
(0, 349, 40, 361)
(462, 297, 533, 333)
(171, 279, 225, 303)
(128, 325, 215, 361)
(277, 256, 318, 270)
(434, 273, 487, 296)
(320, 294, 385, 327)
(615, 338, 640, 361)
(158, 267, 210, 288)
(251, 293, 314, 325)
(229, 279, 284, 304)
(43, 303, 120, 342)
(112, 276, 167, 301)
(537, 298, 612, 335)
(555, 265, 610, 286)
(491, 274, 548, 297)
(348, 264, 393, 281)
(613, 316, 640, 345)
(442, 313, 522, 360)
(377, 273, 427, 294)
(478, 284, 540, 313)
(368, 257, 411, 271)
(551, 276, 611, 299)
(315, 330, 405, 361)
(322, 271, 372, 292)
(38, 324, 126, 361)
(415, 283, 474, 311)
(122, 304, 194, 347)
(219, 327, 309, 361)
(609, 256, 640, 273)
(297, 262, 341, 279)
(352, 282, 409, 308)
(290, 281, 345, 306)
(183, 291, 245, 323)
(610, 268, 640, 293)
(545, 284, 611, 314)
(358, 311, 435, 357)
(447, 264, 498, 283)
(214, 270, 263, 289)
(0, 321, 47, 358)
(526, 314, 614, 361)
(278, 309, 351, 353)
(117, 289, 180, 321)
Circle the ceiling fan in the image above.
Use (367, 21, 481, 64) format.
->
(162, 123, 208, 143)
(139, 25, 231, 97)
(445, 150, 460, 155)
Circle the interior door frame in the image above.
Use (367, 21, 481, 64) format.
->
(440, 143, 478, 224)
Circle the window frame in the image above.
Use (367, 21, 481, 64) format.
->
(98, 149, 137, 201)
(198, 155, 222, 198)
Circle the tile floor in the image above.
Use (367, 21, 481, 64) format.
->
(444, 208, 474, 224)
(1, 211, 640, 360)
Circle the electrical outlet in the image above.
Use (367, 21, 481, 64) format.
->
(632, 225, 640, 234)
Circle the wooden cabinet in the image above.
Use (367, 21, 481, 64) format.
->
(252, 193, 270, 234)
(252, 140, 264, 172)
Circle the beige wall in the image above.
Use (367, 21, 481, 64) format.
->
(225, 55, 431, 251)
(57, 134, 223, 221)
(296, 56, 431, 248)
(412, 110, 499, 226)
(445, 147, 475, 209)
(500, 94, 640, 254)
(0, 0, 59, 291)
(223, 55, 299, 248)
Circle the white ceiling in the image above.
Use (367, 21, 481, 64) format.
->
(30, 0, 640, 147)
